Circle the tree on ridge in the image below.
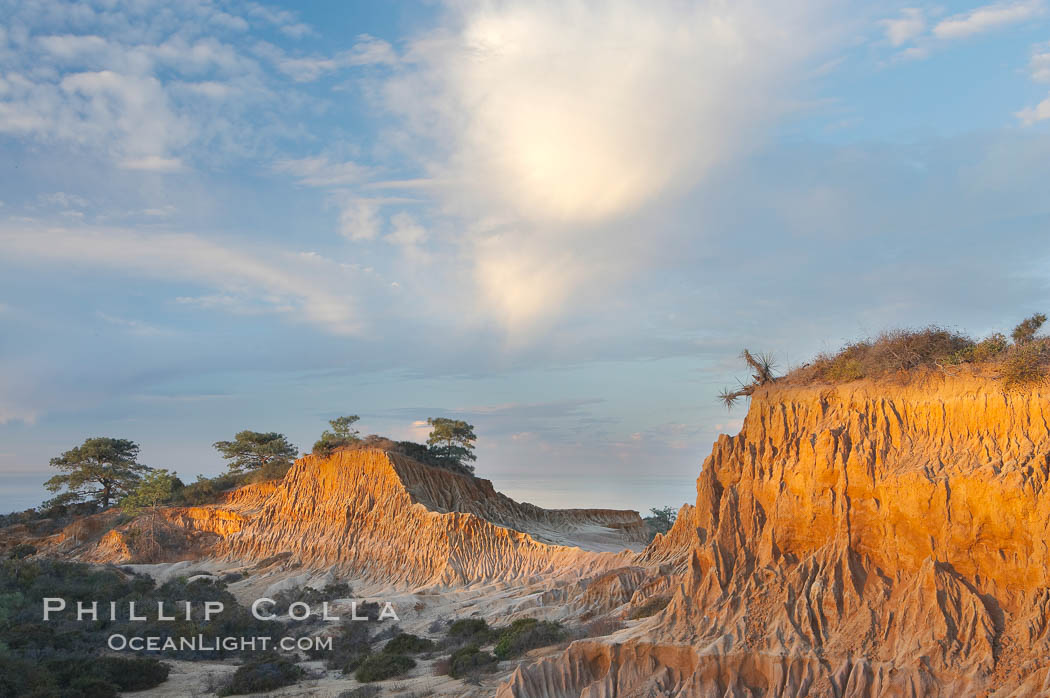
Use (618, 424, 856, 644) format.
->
(45, 437, 151, 510)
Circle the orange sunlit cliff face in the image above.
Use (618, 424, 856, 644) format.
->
(504, 371, 1050, 696)
(14, 370, 1050, 695)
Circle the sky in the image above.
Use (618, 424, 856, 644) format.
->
(1, 0, 1049, 515)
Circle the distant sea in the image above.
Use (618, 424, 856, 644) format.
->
(490, 475, 695, 514)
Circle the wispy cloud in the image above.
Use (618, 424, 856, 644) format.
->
(1018, 42, 1050, 123)
(273, 156, 373, 188)
(254, 35, 397, 82)
(933, 0, 1044, 39)
(245, 2, 314, 39)
(880, 1, 1044, 61)
(881, 8, 926, 46)
(1029, 42, 1050, 82)
(95, 312, 176, 337)
(2, 222, 362, 335)
(0, 1, 310, 172)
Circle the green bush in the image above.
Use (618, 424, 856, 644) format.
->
(354, 653, 416, 682)
(0, 654, 171, 697)
(448, 618, 490, 639)
(448, 644, 499, 678)
(971, 333, 1009, 362)
(44, 656, 171, 692)
(66, 675, 120, 697)
(218, 655, 303, 696)
(174, 472, 249, 505)
(492, 618, 566, 660)
(1012, 313, 1047, 344)
(8, 543, 37, 559)
(825, 356, 864, 382)
(0, 558, 283, 663)
(317, 618, 373, 670)
(1001, 343, 1049, 388)
(383, 632, 434, 654)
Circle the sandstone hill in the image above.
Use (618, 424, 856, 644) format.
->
(499, 372, 1050, 696)
(39, 449, 649, 587)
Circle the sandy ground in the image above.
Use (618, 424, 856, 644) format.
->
(121, 555, 631, 697)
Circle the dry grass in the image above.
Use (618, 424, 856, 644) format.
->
(782, 325, 1049, 388)
(721, 317, 1050, 400)
(790, 327, 975, 383)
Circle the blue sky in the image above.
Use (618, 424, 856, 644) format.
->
(1, 0, 1049, 515)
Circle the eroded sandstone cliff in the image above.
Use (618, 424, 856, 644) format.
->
(218, 450, 645, 585)
(500, 373, 1050, 697)
(50, 449, 647, 588)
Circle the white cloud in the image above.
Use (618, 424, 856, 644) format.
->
(338, 199, 382, 241)
(274, 156, 372, 187)
(1018, 43, 1050, 123)
(0, 3, 306, 172)
(1030, 43, 1050, 82)
(386, 212, 427, 248)
(280, 23, 313, 40)
(1017, 95, 1050, 123)
(881, 8, 926, 46)
(378, 0, 842, 333)
(1, 222, 362, 335)
(933, 0, 1044, 39)
(246, 3, 314, 38)
(256, 35, 396, 82)
(95, 311, 175, 337)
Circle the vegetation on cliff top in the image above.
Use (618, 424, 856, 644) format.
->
(11, 412, 482, 522)
(44, 437, 151, 510)
(720, 314, 1050, 407)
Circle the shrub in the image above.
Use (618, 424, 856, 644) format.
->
(28, 656, 170, 696)
(1012, 313, 1047, 344)
(8, 543, 37, 559)
(174, 472, 249, 505)
(218, 655, 303, 696)
(825, 355, 864, 382)
(67, 675, 120, 697)
(50, 656, 171, 692)
(628, 595, 671, 620)
(383, 632, 434, 654)
(244, 459, 293, 484)
(321, 619, 373, 670)
(443, 617, 494, 648)
(786, 326, 978, 385)
(1001, 343, 1049, 388)
(952, 333, 1010, 364)
(448, 618, 490, 638)
(448, 644, 499, 678)
(492, 618, 566, 660)
(354, 653, 416, 682)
